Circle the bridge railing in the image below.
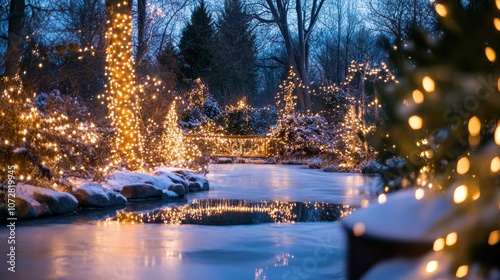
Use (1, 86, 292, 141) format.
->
(184, 134, 271, 158)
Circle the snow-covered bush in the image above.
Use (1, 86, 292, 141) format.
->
(271, 114, 336, 158)
(307, 158, 323, 169)
(0, 80, 106, 183)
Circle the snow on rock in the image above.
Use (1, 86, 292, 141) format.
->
(155, 167, 210, 192)
(14, 183, 78, 219)
(62, 177, 126, 208)
(343, 188, 454, 242)
(102, 170, 174, 192)
(102, 168, 209, 200)
(121, 183, 163, 200)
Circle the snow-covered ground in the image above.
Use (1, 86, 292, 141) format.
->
(0, 164, 378, 279)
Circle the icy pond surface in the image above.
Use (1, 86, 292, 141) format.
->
(0, 164, 378, 280)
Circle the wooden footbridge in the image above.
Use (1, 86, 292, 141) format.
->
(184, 135, 271, 158)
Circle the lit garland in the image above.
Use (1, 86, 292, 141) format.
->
(104, 0, 142, 170)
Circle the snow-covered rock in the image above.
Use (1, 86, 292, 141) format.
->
(102, 168, 209, 199)
(121, 183, 163, 200)
(168, 184, 186, 196)
(14, 183, 78, 219)
(73, 184, 126, 208)
(102, 170, 175, 192)
(156, 167, 210, 192)
(62, 177, 127, 208)
(170, 169, 210, 192)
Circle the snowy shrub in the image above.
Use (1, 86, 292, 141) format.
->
(271, 114, 336, 158)
(359, 159, 384, 174)
(322, 164, 357, 173)
(307, 158, 323, 169)
(264, 157, 278, 164)
(0, 81, 106, 183)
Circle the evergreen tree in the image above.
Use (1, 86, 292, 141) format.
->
(210, 0, 257, 106)
(178, 0, 215, 81)
(373, 0, 500, 276)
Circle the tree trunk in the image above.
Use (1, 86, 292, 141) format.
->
(136, 0, 147, 66)
(105, 0, 142, 170)
(5, 0, 26, 78)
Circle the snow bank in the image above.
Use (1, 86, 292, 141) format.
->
(343, 188, 454, 242)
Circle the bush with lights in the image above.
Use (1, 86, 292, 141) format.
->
(0, 78, 106, 183)
(371, 0, 500, 277)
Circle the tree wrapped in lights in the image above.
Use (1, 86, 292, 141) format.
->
(333, 101, 364, 169)
(373, 0, 500, 276)
(105, 0, 142, 170)
(160, 100, 204, 170)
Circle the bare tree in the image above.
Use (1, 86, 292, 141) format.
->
(367, 0, 435, 43)
(253, 0, 326, 112)
(4, 0, 26, 78)
(136, 0, 147, 65)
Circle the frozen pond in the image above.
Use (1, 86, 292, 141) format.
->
(201, 164, 376, 205)
(0, 164, 378, 280)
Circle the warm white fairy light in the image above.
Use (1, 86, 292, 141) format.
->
(426, 260, 438, 273)
(422, 76, 435, 93)
(412, 89, 424, 104)
(446, 232, 458, 246)
(409, 115, 423, 130)
(495, 18, 500, 31)
(435, 4, 448, 17)
(491, 157, 500, 173)
(454, 185, 468, 204)
(468, 116, 481, 137)
(485, 47, 496, 62)
(456, 265, 468, 278)
(433, 238, 445, 252)
(456, 157, 470, 175)
(488, 230, 500, 245)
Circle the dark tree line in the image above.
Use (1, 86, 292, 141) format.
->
(0, 0, 440, 111)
